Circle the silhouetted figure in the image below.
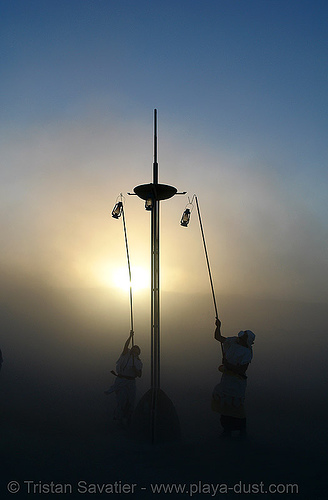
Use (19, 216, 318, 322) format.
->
(105, 331, 142, 428)
(212, 318, 255, 438)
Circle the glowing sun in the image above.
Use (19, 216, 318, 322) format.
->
(111, 266, 149, 292)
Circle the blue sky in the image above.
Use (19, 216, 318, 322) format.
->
(1, 0, 328, 304)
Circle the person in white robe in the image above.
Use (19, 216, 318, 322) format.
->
(212, 318, 255, 437)
(105, 331, 142, 427)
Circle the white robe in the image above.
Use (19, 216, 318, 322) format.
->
(212, 337, 253, 417)
(106, 350, 143, 422)
(116, 351, 143, 378)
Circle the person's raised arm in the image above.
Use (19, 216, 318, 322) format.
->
(122, 330, 134, 355)
(214, 318, 226, 343)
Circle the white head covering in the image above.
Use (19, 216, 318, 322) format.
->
(238, 330, 256, 348)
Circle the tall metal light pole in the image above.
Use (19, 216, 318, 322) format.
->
(131, 110, 181, 443)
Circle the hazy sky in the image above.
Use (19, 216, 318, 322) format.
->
(1, 0, 328, 374)
(2, 0, 327, 309)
